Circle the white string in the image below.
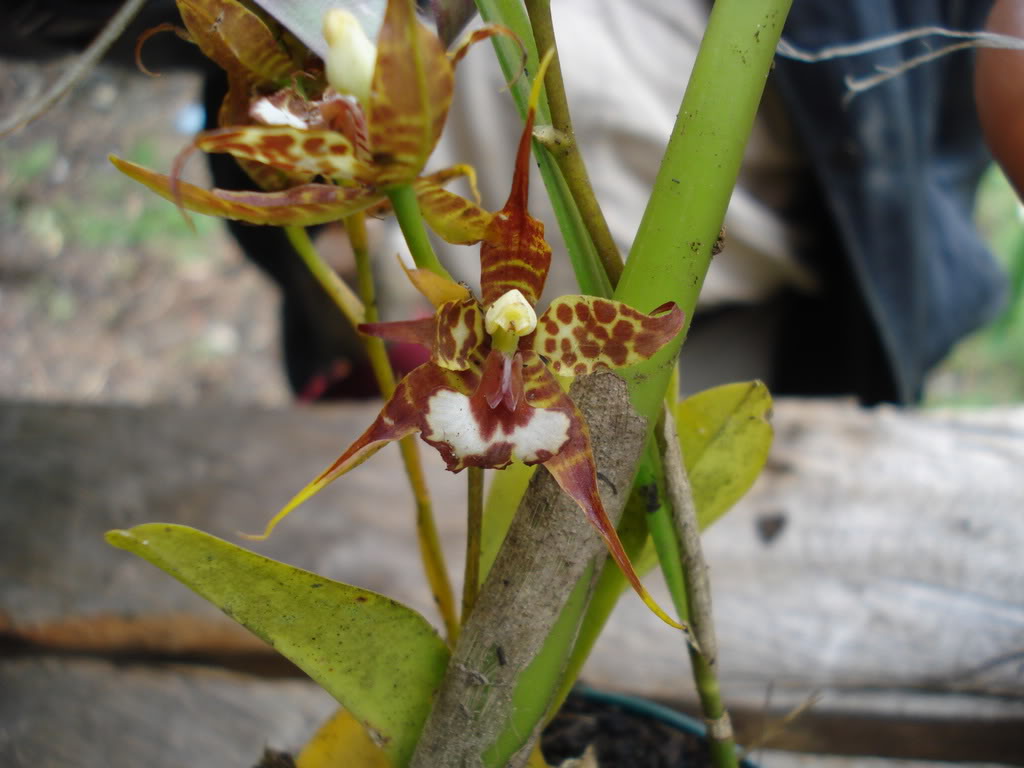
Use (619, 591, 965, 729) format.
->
(776, 27, 1024, 99)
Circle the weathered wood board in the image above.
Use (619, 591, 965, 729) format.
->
(0, 402, 467, 649)
(0, 657, 335, 768)
(2, 400, 1023, 762)
(0, 657, 1010, 768)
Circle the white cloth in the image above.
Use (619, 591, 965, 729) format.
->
(379, 0, 816, 313)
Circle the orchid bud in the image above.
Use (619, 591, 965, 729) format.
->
(323, 9, 377, 106)
(485, 289, 537, 337)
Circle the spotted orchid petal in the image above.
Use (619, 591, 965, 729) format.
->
(366, 166, 492, 245)
(367, 0, 454, 185)
(431, 298, 487, 371)
(415, 181, 493, 246)
(247, 361, 474, 541)
(193, 126, 365, 180)
(421, 351, 571, 472)
(359, 317, 436, 348)
(110, 156, 382, 226)
(534, 298, 684, 377)
(176, 0, 297, 86)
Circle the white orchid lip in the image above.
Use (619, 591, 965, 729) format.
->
(323, 9, 377, 106)
(485, 289, 537, 337)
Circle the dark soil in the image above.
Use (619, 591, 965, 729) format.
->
(542, 691, 711, 768)
(254, 693, 712, 768)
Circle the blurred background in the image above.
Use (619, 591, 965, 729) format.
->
(1, 52, 1022, 407)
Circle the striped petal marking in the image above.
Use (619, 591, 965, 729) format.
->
(432, 299, 486, 371)
(367, 0, 454, 186)
(109, 156, 383, 227)
(478, 83, 551, 308)
(194, 126, 363, 181)
(534, 297, 684, 376)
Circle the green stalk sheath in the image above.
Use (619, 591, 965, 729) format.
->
(614, 0, 792, 421)
(525, 0, 623, 286)
(637, 436, 690, 621)
(462, 467, 485, 623)
(345, 213, 460, 646)
(385, 184, 454, 282)
(474, 0, 612, 299)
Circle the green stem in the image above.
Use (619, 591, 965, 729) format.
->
(283, 226, 365, 327)
(385, 184, 453, 282)
(638, 436, 690, 621)
(345, 213, 460, 646)
(613, 0, 792, 421)
(525, 0, 623, 286)
(462, 467, 485, 623)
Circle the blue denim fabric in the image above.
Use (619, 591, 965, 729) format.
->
(773, 1, 1006, 402)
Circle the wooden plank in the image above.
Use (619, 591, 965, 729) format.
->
(0, 402, 466, 650)
(3, 400, 1023, 761)
(2, 657, 1008, 768)
(0, 657, 334, 768)
(583, 401, 1024, 709)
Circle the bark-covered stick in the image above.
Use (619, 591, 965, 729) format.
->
(658, 408, 737, 767)
(410, 372, 648, 768)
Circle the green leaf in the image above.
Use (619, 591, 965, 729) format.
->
(479, 461, 534, 581)
(106, 524, 448, 767)
(675, 380, 773, 529)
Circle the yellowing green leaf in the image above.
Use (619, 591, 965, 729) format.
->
(676, 380, 773, 529)
(105, 524, 448, 767)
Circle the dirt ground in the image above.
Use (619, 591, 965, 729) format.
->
(0, 57, 289, 405)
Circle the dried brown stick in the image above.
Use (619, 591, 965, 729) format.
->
(0, 0, 149, 138)
(410, 372, 648, 768)
(658, 407, 737, 764)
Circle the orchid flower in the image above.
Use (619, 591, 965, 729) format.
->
(111, 0, 493, 245)
(251, 56, 687, 629)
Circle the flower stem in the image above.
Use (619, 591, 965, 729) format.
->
(345, 213, 460, 646)
(525, 0, 623, 286)
(385, 183, 454, 282)
(462, 466, 485, 623)
(283, 226, 365, 327)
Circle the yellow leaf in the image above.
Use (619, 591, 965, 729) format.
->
(297, 707, 391, 768)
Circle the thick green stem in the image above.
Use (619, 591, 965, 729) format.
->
(346, 213, 460, 646)
(385, 184, 453, 282)
(462, 467, 485, 623)
(614, 0, 792, 420)
(524, 0, 623, 286)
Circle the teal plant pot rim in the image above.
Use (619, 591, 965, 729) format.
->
(574, 683, 758, 768)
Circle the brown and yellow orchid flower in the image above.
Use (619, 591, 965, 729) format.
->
(250, 56, 687, 630)
(111, 0, 495, 243)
